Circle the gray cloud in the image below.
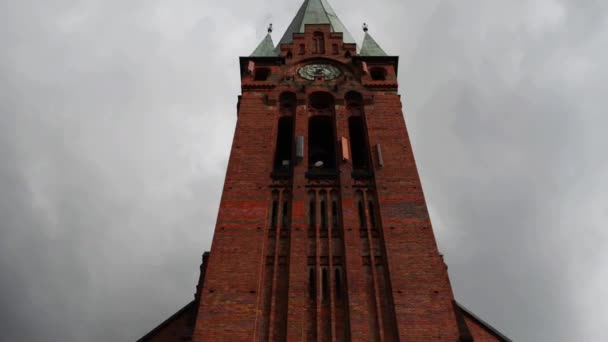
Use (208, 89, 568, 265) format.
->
(0, 0, 606, 341)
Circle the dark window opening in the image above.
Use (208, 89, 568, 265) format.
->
(368, 201, 376, 230)
(271, 200, 278, 229)
(370, 67, 386, 81)
(322, 268, 329, 303)
(320, 198, 327, 230)
(308, 116, 336, 170)
(299, 44, 305, 54)
(331, 200, 338, 229)
(332, 44, 339, 55)
(335, 269, 342, 300)
(344, 50, 352, 58)
(349, 116, 369, 170)
(271, 191, 279, 229)
(313, 32, 325, 54)
(282, 195, 290, 228)
(345, 91, 363, 108)
(286, 51, 293, 59)
(254, 67, 271, 81)
(309, 268, 316, 298)
(274, 117, 294, 171)
(358, 200, 366, 229)
(280, 92, 297, 110)
(309, 192, 316, 228)
(309, 92, 333, 110)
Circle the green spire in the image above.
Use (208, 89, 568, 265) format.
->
(359, 30, 388, 56)
(277, 0, 355, 47)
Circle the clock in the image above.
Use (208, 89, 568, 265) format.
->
(298, 64, 341, 81)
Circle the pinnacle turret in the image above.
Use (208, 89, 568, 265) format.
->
(359, 24, 388, 56)
(250, 26, 278, 57)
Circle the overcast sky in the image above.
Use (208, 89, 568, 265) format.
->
(0, 0, 607, 341)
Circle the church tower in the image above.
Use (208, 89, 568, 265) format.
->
(138, 1, 510, 341)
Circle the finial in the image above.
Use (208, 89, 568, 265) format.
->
(268, 23, 273, 34)
(362, 23, 368, 32)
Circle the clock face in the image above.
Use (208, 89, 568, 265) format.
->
(298, 64, 341, 81)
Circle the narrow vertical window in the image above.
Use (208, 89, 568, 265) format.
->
(309, 268, 316, 298)
(271, 201, 278, 229)
(299, 44, 305, 54)
(335, 268, 342, 300)
(322, 268, 329, 303)
(308, 191, 316, 228)
(368, 201, 376, 230)
(332, 44, 339, 55)
(282, 192, 290, 228)
(271, 191, 279, 229)
(313, 32, 325, 54)
(357, 191, 367, 229)
(331, 200, 338, 229)
(331, 191, 339, 230)
(320, 197, 327, 230)
(345, 91, 369, 172)
(358, 201, 366, 229)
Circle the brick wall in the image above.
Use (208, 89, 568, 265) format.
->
(193, 23, 464, 342)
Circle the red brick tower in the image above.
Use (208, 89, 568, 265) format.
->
(138, 1, 510, 341)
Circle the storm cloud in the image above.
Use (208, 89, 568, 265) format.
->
(0, 0, 606, 341)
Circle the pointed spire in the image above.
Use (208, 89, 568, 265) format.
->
(359, 24, 388, 56)
(250, 24, 279, 57)
(277, 0, 355, 47)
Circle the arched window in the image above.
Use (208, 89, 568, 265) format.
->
(254, 67, 271, 81)
(345, 91, 363, 108)
(313, 32, 325, 54)
(280, 92, 297, 111)
(309, 92, 333, 110)
(370, 67, 386, 81)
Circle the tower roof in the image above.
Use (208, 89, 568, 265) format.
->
(250, 33, 278, 57)
(359, 31, 388, 56)
(277, 0, 356, 47)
